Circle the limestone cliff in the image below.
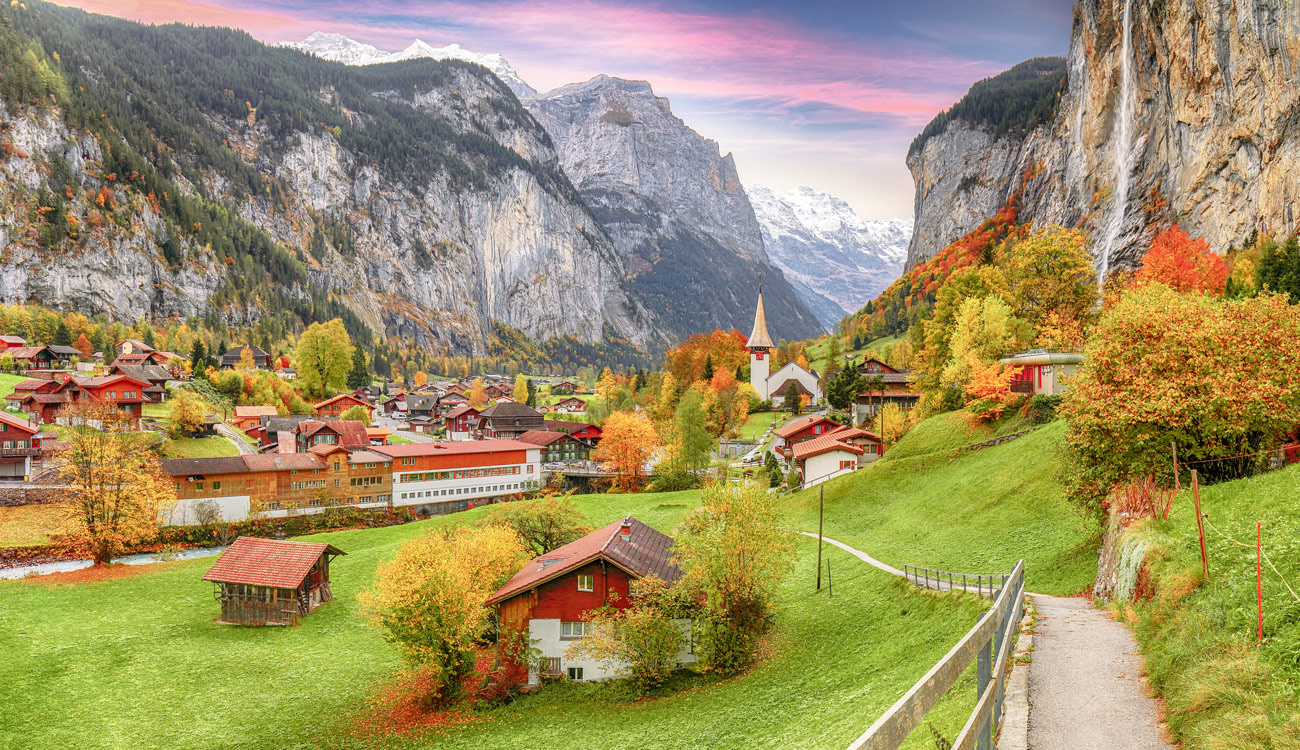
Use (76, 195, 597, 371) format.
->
(907, 0, 1300, 274)
(526, 76, 825, 340)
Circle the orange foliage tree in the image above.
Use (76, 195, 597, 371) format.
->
(1134, 225, 1229, 295)
(359, 525, 531, 707)
(55, 401, 176, 565)
(467, 377, 488, 409)
(73, 333, 94, 359)
(592, 410, 660, 491)
(963, 357, 1017, 423)
(665, 329, 748, 386)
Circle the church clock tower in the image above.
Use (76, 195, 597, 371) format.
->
(746, 288, 775, 400)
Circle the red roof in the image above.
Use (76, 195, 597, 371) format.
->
(0, 411, 39, 434)
(487, 517, 680, 605)
(202, 537, 344, 588)
(313, 393, 373, 410)
(9, 379, 47, 392)
(233, 405, 279, 418)
(515, 430, 576, 447)
(774, 414, 837, 439)
(792, 432, 865, 460)
(371, 439, 536, 458)
(241, 453, 326, 471)
(443, 405, 479, 420)
(857, 389, 921, 399)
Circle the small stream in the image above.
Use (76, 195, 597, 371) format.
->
(0, 545, 227, 580)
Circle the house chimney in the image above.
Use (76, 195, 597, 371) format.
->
(619, 520, 631, 540)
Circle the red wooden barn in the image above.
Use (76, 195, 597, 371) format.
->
(203, 537, 345, 626)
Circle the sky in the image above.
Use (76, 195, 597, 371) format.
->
(55, 0, 1075, 220)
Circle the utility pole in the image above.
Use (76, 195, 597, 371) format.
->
(816, 485, 824, 590)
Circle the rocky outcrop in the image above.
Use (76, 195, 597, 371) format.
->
(748, 185, 910, 328)
(907, 0, 1300, 274)
(526, 76, 824, 341)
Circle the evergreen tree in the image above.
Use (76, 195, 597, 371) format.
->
(141, 325, 156, 349)
(190, 339, 208, 373)
(702, 355, 715, 382)
(53, 320, 72, 346)
(764, 451, 782, 488)
(347, 347, 369, 389)
(525, 378, 537, 407)
(784, 381, 803, 415)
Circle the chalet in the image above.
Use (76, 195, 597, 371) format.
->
(853, 357, 920, 424)
(488, 517, 694, 684)
(437, 391, 468, 409)
(203, 537, 345, 626)
(313, 393, 374, 420)
(293, 420, 370, 453)
(7, 346, 54, 370)
(4, 378, 53, 408)
(19, 374, 151, 426)
(219, 345, 273, 369)
(353, 385, 382, 403)
(517, 430, 592, 463)
(444, 382, 469, 397)
(999, 349, 1084, 397)
(113, 350, 171, 367)
(46, 345, 82, 365)
(116, 339, 155, 356)
(405, 393, 439, 419)
(384, 381, 404, 398)
(791, 425, 881, 489)
(382, 393, 407, 416)
(365, 427, 391, 446)
(773, 414, 843, 460)
(229, 405, 280, 431)
(551, 381, 578, 395)
(552, 397, 587, 415)
(250, 415, 313, 451)
(0, 335, 27, 350)
(0, 411, 43, 481)
(373, 440, 542, 516)
(443, 405, 481, 441)
(108, 363, 173, 403)
(163, 445, 393, 523)
(406, 415, 437, 434)
(544, 420, 603, 446)
(477, 402, 545, 440)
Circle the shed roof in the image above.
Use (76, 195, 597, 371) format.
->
(515, 430, 575, 447)
(487, 517, 680, 605)
(202, 536, 344, 588)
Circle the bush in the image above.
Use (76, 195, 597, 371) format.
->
(1024, 394, 1062, 424)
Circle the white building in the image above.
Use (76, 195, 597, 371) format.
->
(746, 289, 821, 406)
(373, 439, 543, 516)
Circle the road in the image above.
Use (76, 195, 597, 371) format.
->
(214, 423, 258, 455)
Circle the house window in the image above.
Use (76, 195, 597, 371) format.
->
(195, 482, 204, 491)
(567, 667, 584, 681)
(577, 574, 594, 592)
(308, 499, 323, 508)
(212, 481, 222, 490)
(561, 621, 590, 638)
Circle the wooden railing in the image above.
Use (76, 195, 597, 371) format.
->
(848, 560, 1025, 750)
(903, 565, 1008, 599)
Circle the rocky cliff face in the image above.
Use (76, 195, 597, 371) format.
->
(526, 75, 824, 340)
(0, 9, 648, 355)
(907, 0, 1300, 273)
(748, 185, 909, 328)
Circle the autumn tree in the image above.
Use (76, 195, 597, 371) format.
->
(73, 332, 94, 359)
(55, 402, 176, 565)
(672, 481, 794, 673)
(235, 346, 255, 372)
(295, 319, 354, 396)
(1062, 286, 1300, 515)
(339, 404, 371, 423)
(702, 368, 753, 437)
(480, 493, 593, 556)
(964, 358, 1017, 422)
(592, 410, 659, 491)
(413, 370, 429, 388)
(940, 295, 1028, 395)
(512, 374, 529, 403)
(877, 403, 910, 447)
(359, 525, 531, 706)
(1002, 225, 1097, 327)
(168, 388, 209, 437)
(1134, 224, 1229, 295)
(565, 576, 689, 694)
(467, 377, 488, 409)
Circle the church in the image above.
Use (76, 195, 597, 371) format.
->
(747, 290, 822, 407)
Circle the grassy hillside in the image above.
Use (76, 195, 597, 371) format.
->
(780, 418, 1098, 595)
(0, 490, 986, 750)
(1117, 465, 1300, 748)
(885, 409, 1034, 461)
(0, 372, 31, 400)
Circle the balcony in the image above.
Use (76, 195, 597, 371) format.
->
(0, 447, 41, 458)
(1009, 381, 1035, 395)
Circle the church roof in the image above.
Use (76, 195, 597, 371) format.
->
(746, 291, 775, 350)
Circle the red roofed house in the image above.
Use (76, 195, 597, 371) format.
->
(552, 397, 587, 415)
(293, 419, 370, 453)
(544, 420, 603, 446)
(0, 335, 27, 350)
(202, 537, 345, 626)
(43, 374, 151, 426)
(854, 358, 921, 424)
(372, 440, 542, 516)
(487, 517, 695, 683)
(516, 430, 592, 463)
(229, 405, 280, 431)
(773, 414, 843, 461)
(0, 411, 43, 480)
(791, 424, 882, 489)
(313, 393, 374, 420)
(443, 405, 480, 441)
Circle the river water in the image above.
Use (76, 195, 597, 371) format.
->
(0, 545, 227, 580)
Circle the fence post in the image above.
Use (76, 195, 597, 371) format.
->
(977, 612, 992, 750)
(1172, 441, 1180, 491)
(816, 485, 824, 591)
(1192, 470, 1209, 579)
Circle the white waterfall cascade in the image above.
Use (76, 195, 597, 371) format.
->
(1097, 0, 1137, 289)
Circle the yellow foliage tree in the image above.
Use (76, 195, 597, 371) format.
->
(467, 376, 488, 409)
(55, 402, 176, 565)
(169, 388, 209, 437)
(359, 525, 531, 706)
(413, 371, 429, 388)
(592, 410, 659, 491)
(512, 373, 529, 403)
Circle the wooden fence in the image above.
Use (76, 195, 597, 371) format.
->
(847, 560, 1026, 750)
(903, 565, 1008, 599)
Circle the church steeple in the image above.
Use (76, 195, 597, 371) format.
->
(746, 286, 775, 351)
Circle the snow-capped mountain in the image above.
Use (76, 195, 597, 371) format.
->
(748, 185, 911, 328)
(277, 32, 537, 98)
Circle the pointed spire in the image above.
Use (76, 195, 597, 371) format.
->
(746, 289, 774, 350)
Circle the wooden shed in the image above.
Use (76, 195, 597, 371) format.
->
(202, 537, 345, 626)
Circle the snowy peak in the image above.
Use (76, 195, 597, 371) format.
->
(749, 185, 911, 328)
(277, 32, 537, 98)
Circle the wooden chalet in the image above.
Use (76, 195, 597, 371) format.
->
(0, 411, 43, 481)
(773, 414, 843, 457)
(552, 397, 587, 414)
(229, 405, 280, 431)
(477, 402, 545, 440)
(313, 393, 374, 420)
(853, 358, 920, 422)
(293, 419, 370, 453)
(516, 429, 592, 463)
(790, 424, 883, 488)
(443, 405, 480, 439)
(107, 363, 172, 403)
(0, 335, 28, 350)
(543, 420, 603, 446)
(203, 537, 345, 626)
(219, 345, 273, 369)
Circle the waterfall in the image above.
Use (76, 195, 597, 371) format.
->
(1098, 0, 1136, 289)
